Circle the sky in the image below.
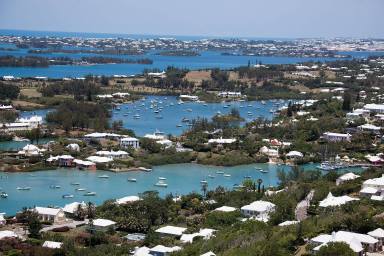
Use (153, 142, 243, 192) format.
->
(0, 0, 383, 38)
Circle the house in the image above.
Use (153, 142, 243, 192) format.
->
(319, 192, 359, 208)
(156, 139, 173, 148)
(155, 225, 187, 238)
(18, 144, 43, 157)
(201, 252, 216, 256)
(278, 220, 300, 227)
(310, 231, 379, 255)
(95, 150, 129, 159)
(0, 230, 18, 240)
(336, 172, 360, 186)
(92, 218, 116, 231)
(34, 207, 66, 224)
(240, 200, 276, 222)
(360, 174, 384, 198)
(86, 156, 114, 164)
(63, 201, 86, 218)
(208, 138, 236, 144)
(365, 155, 384, 166)
(149, 245, 182, 256)
(180, 228, 216, 243)
(144, 130, 166, 140)
(84, 132, 123, 141)
(116, 195, 141, 205)
(42, 241, 63, 249)
(363, 104, 384, 114)
(66, 143, 80, 152)
(368, 228, 384, 250)
(358, 124, 381, 132)
(323, 132, 352, 142)
(259, 146, 279, 157)
(73, 159, 96, 170)
(217, 91, 242, 98)
(58, 155, 74, 167)
(120, 137, 140, 149)
(286, 151, 303, 159)
(214, 206, 237, 212)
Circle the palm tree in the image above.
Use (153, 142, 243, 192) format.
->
(257, 179, 263, 193)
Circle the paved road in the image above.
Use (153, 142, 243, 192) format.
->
(295, 190, 314, 221)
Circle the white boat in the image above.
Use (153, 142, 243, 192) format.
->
(76, 188, 86, 191)
(98, 175, 110, 179)
(0, 192, 8, 198)
(200, 180, 208, 184)
(158, 177, 167, 180)
(176, 124, 182, 128)
(128, 178, 137, 182)
(259, 169, 268, 173)
(133, 114, 141, 119)
(224, 174, 231, 177)
(154, 181, 168, 187)
(13, 136, 30, 142)
(16, 187, 31, 191)
(50, 185, 61, 189)
(208, 175, 215, 179)
(84, 192, 96, 196)
(62, 194, 74, 198)
(216, 171, 224, 174)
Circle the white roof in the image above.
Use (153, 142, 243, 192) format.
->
(241, 200, 276, 213)
(35, 207, 62, 216)
(116, 196, 141, 205)
(133, 246, 150, 256)
(86, 156, 113, 163)
(360, 187, 378, 194)
(42, 241, 63, 249)
(96, 150, 128, 157)
(120, 137, 139, 142)
(214, 206, 237, 212)
(84, 132, 122, 138)
(23, 144, 40, 152)
(208, 138, 236, 144)
(359, 123, 381, 131)
(363, 175, 384, 186)
(201, 252, 216, 256)
(58, 155, 74, 160)
(337, 172, 360, 181)
(319, 192, 359, 207)
(368, 228, 384, 238)
(150, 245, 181, 253)
(278, 220, 300, 227)
(0, 230, 18, 240)
(73, 159, 95, 166)
(63, 201, 86, 214)
(180, 228, 216, 243)
(93, 218, 116, 227)
(323, 132, 351, 138)
(155, 225, 187, 236)
(286, 151, 303, 157)
(364, 103, 384, 111)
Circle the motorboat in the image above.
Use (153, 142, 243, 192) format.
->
(224, 174, 231, 177)
(70, 182, 80, 186)
(208, 175, 215, 179)
(84, 192, 97, 196)
(216, 171, 224, 174)
(76, 188, 86, 191)
(16, 187, 31, 191)
(200, 180, 208, 184)
(128, 178, 137, 182)
(0, 192, 8, 198)
(50, 185, 61, 189)
(154, 181, 168, 187)
(98, 175, 110, 179)
(158, 177, 167, 180)
(62, 194, 74, 198)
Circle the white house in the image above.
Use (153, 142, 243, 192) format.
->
(208, 138, 236, 144)
(18, 144, 44, 157)
(155, 225, 187, 238)
(214, 206, 237, 212)
(116, 195, 141, 205)
(66, 143, 80, 152)
(0, 213, 6, 226)
(180, 228, 216, 243)
(323, 132, 352, 142)
(34, 207, 66, 224)
(217, 91, 242, 98)
(360, 174, 384, 198)
(96, 150, 129, 159)
(319, 192, 359, 208)
(240, 200, 276, 222)
(363, 104, 384, 114)
(0, 230, 18, 240)
(63, 201, 86, 217)
(42, 241, 63, 249)
(368, 228, 384, 250)
(286, 151, 303, 159)
(336, 172, 360, 186)
(86, 156, 114, 164)
(310, 231, 379, 255)
(120, 137, 140, 149)
(149, 245, 182, 256)
(92, 218, 116, 231)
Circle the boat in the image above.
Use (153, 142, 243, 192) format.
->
(62, 194, 74, 198)
(70, 182, 80, 186)
(0, 192, 8, 198)
(158, 177, 167, 180)
(176, 124, 183, 128)
(216, 171, 224, 174)
(224, 174, 231, 177)
(17, 187, 31, 191)
(155, 115, 163, 119)
(259, 169, 269, 173)
(98, 175, 110, 179)
(84, 192, 97, 196)
(244, 175, 252, 179)
(13, 136, 30, 142)
(133, 114, 141, 119)
(261, 101, 266, 105)
(181, 117, 190, 123)
(138, 167, 152, 172)
(186, 108, 193, 112)
(154, 181, 168, 187)
(208, 175, 215, 179)
(127, 178, 137, 182)
(200, 180, 208, 184)
(76, 188, 86, 191)
(50, 185, 61, 189)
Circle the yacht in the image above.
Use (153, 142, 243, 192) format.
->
(208, 175, 215, 179)
(16, 187, 31, 191)
(62, 194, 74, 199)
(133, 114, 141, 119)
(0, 192, 8, 198)
(98, 175, 110, 179)
(176, 124, 183, 128)
(216, 171, 224, 174)
(84, 192, 97, 196)
(127, 178, 137, 182)
(200, 180, 208, 184)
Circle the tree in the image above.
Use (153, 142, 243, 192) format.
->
(317, 242, 355, 256)
(342, 92, 352, 111)
(201, 182, 208, 199)
(27, 212, 42, 238)
(257, 178, 263, 193)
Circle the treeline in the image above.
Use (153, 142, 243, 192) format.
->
(0, 55, 50, 67)
(46, 100, 110, 131)
(0, 83, 20, 100)
(235, 65, 284, 80)
(39, 80, 102, 100)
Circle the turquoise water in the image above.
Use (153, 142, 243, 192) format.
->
(112, 95, 278, 136)
(0, 163, 291, 215)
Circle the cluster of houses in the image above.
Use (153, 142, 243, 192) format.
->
(0, 115, 43, 132)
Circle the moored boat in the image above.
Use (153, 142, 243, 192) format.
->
(84, 192, 96, 196)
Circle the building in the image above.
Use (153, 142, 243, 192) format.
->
(336, 172, 360, 186)
(240, 200, 276, 222)
(58, 155, 75, 167)
(116, 195, 141, 205)
(86, 156, 114, 164)
(149, 245, 182, 256)
(217, 91, 242, 98)
(84, 132, 123, 141)
(310, 231, 379, 255)
(0, 230, 18, 240)
(18, 144, 44, 157)
(42, 241, 63, 249)
(120, 137, 140, 149)
(0, 213, 5, 226)
(73, 159, 96, 170)
(323, 132, 352, 142)
(363, 104, 384, 114)
(180, 228, 216, 243)
(63, 201, 86, 218)
(368, 228, 384, 250)
(360, 174, 384, 199)
(92, 218, 116, 231)
(95, 150, 129, 159)
(66, 143, 80, 152)
(319, 192, 359, 208)
(34, 207, 66, 224)
(213, 206, 237, 212)
(208, 138, 236, 144)
(286, 151, 304, 159)
(358, 123, 381, 132)
(155, 225, 187, 238)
